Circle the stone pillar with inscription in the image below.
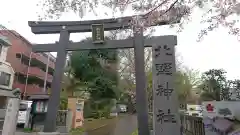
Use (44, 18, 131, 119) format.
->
(2, 97, 20, 135)
(152, 43, 181, 135)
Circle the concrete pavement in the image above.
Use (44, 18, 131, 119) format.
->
(0, 131, 68, 135)
(1, 114, 138, 135)
(112, 114, 138, 135)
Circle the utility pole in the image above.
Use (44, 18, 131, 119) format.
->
(24, 52, 32, 98)
(43, 53, 50, 93)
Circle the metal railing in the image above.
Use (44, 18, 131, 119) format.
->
(56, 110, 68, 126)
(180, 114, 205, 135)
(148, 112, 205, 135)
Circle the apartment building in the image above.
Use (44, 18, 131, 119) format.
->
(0, 30, 55, 96)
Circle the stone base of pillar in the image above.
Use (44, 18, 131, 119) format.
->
(37, 132, 60, 135)
(150, 130, 153, 135)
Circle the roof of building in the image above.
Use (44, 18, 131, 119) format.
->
(0, 35, 12, 46)
(10, 30, 56, 61)
(0, 25, 56, 61)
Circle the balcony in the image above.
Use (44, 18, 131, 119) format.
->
(32, 53, 55, 68)
(16, 53, 53, 82)
(31, 53, 55, 75)
(28, 67, 53, 82)
(18, 63, 53, 83)
(16, 53, 55, 76)
(13, 82, 44, 95)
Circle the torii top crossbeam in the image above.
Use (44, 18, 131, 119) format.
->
(28, 15, 180, 34)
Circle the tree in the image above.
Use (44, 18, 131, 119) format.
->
(146, 67, 201, 111)
(64, 64, 90, 98)
(118, 47, 197, 111)
(199, 69, 229, 101)
(146, 71, 152, 101)
(38, 0, 240, 41)
(174, 68, 201, 107)
(175, 71, 193, 104)
(118, 48, 152, 99)
(68, 38, 120, 117)
(70, 50, 119, 95)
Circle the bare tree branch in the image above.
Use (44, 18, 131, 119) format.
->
(143, 0, 170, 17)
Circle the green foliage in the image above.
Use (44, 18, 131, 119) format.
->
(131, 130, 138, 135)
(118, 92, 129, 104)
(90, 98, 115, 118)
(147, 68, 201, 110)
(70, 50, 118, 83)
(70, 128, 84, 135)
(59, 89, 68, 110)
(146, 71, 153, 111)
(23, 128, 33, 133)
(83, 101, 94, 118)
(59, 97, 68, 110)
(199, 69, 228, 101)
(69, 39, 119, 117)
(88, 77, 119, 99)
(175, 71, 193, 102)
(197, 69, 240, 101)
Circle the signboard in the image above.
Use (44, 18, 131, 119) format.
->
(152, 44, 180, 135)
(218, 108, 232, 116)
(202, 101, 240, 135)
(92, 24, 104, 44)
(34, 101, 48, 113)
(76, 103, 83, 112)
(202, 101, 235, 119)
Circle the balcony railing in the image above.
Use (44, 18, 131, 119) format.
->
(17, 62, 53, 83)
(13, 82, 43, 95)
(31, 53, 55, 69)
(180, 114, 205, 135)
(28, 67, 53, 82)
(148, 112, 205, 135)
(16, 53, 55, 76)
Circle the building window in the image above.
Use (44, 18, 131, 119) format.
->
(0, 72, 11, 86)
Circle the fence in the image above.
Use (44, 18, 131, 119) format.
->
(0, 108, 69, 132)
(148, 112, 205, 135)
(56, 110, 68, 126)
(0, 108, 207, 135)
(180, 114, 205, 135)
(0, 109, 5, 131)
(55, 110, 70, 133)
(32, 110, 70, 132)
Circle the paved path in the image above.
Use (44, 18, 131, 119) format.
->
(1, 114, 138, 135)
(205, 130, 219, 135)
(112, 114, 138, 135)
(1, 132, 68, 135)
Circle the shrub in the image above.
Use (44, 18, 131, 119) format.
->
(70, 128, 84, 135)
(131, 130, 138, 135)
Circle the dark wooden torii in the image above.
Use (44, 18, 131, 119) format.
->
(28, 14, 179, 135)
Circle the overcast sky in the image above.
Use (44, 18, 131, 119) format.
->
(1, 0, 240, 80)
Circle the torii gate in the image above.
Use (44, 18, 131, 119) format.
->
(28, 15, 179, 135)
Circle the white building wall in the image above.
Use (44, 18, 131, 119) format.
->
(0, 46, 8, 62)
(0, 38, 15, 97)
(0, 62, 14, 90)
